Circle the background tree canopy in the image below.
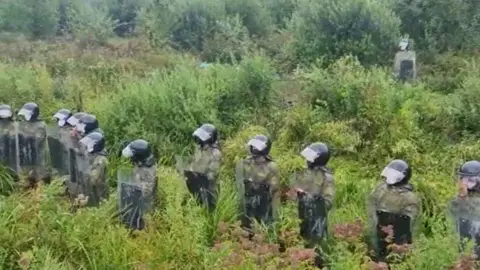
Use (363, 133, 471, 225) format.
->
(0, 0, 479, 269)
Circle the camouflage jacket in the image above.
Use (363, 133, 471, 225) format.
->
(87, 151, 109, 202)
(236, 155, 281, 219)
(0, 120, 16, 137)
(295, 167, 335, 210)
(367, 182, 421, 230)
(190, 144, 222, 187)
(59, 127, 78, 150)
(133, 155, 157, 210)
(449, 192, 480, 220)
(394, 51, 417, 78)
(16, 121, 48, 170)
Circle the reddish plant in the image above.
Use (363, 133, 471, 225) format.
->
(333, 220, 365, 243)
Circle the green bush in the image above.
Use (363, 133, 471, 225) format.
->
(288, 0, 401, 67)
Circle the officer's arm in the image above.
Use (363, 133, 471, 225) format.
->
(322, 173, 335, 211)
(403, 193, 421, 222)
(207, 150, 222, 182)
(269, 162, 281, 219)
(89, 157, 106, 186)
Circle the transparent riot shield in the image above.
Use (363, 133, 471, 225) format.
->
(75, 150, 96, 207)
(0, 121, 19, 176)
(46, 126, 69, 176)
(175, 155, 216, 210)
(235, 161, 272, 228)
(399, 60, 414, 81)
(16, 121, 47, 184)
(375, 210, 412, 260)
(394, 51, 416, 81)
(291, 172, 328, 243)
(117, 168, 145, 230)
(451, 198, 480, 258)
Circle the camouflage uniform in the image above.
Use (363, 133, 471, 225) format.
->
(295, 167, 335, 210)
(17, 121, 49, 187)
(237, 155, 281, 223)
(366, 182, 421, 252)
(87, 151, 109, 205)
(190, 144, 222, 193)
(394, 51, 417, 80)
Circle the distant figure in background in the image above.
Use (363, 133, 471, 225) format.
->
(235, 134, 281, 230)
(291, 142, 334, 248)
(0, 104, 19, 182)
(394, 37, 417, 82)
(74, 131, 109, 208)
(366, 159, 421, 262)
(119, 139, 157, 230)
(449, 160, 480, 260)
(17, 102, 49, 188)
(176, 124, 222, 211)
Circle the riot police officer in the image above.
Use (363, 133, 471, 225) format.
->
(75, 131, 109, 208)
(0, 104, 18, 181)
(17, 102, 49, 188)
(292, 142, 335, 247)
(120, 139, 157, 230)
(366, 159, 421, 262)
(449, 160, 480, 259)
(394, 37, 417, 81)
(177, 124, 222, 211)
(235, 134, 280, 229)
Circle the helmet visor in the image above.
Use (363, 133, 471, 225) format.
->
(247, 138, 267, 152)
(76, 123, 86, 134)
(399, 40, 408, 50)
(381, 167, 405, 185)
(301, 147, 319, 163)
(192, 127, 211, 142)
(79, 136, 95, 153)
(122, 146, 134, 158)
(460, 176, 480, 190)
(18, 108, 32, 121)
(67, 116, 79, 126)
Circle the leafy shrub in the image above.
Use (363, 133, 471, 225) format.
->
(288, 0, 401, 67)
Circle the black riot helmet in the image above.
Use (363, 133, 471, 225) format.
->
(122, 139, 153, 164)
(0, 104, 13, 120)
(66, 112, 87, 127)
(18, 102, 40, 122)
(247, 135, 271, 156)
(76, 114, 99, 137)
(53, 108, 72, 127)
(381, 159, 411, 186)
(79, 132, 105, 154)
(457, 161, 480, 191)
(301, 142, 330, 169)
(193, 123, 218, 146)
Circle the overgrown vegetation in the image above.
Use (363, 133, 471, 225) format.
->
(0, 0, 479, 269)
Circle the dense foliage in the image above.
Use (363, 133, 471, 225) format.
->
(0, 0, 479, 269)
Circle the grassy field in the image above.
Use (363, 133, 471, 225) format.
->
(0, 0, 480, 269)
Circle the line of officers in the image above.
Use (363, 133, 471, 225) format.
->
(0, 104, 478, 262)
